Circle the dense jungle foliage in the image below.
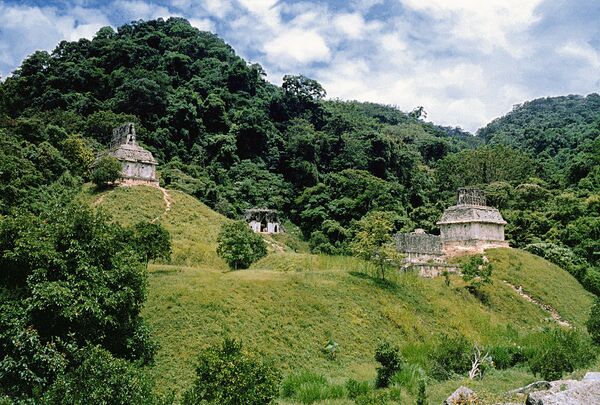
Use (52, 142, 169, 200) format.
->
(0, 17, 599, 401)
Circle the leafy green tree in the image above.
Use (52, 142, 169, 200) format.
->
(132, 222, 172, 264)
(183, 338, 281, 405)
(528, 328, 596, 381)
(350, 211, 402, 281)
(374, 341, 403, 388)
(42, 346, 154, 405)
(91, 155, 122, 188)
(587, 297, 600, 345)
(0, 200, 154, 400)
(461, 255, 493, 291)
(217, 221, 267, 269)
(61, 134, 96, 177)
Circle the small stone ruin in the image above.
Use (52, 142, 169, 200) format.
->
(437, 187, 508, 256)
(245, 208, 283, 234)
(395, 188, 508, 276)
(107, 123, 158, 185)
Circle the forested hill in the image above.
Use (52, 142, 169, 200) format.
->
(0, 17, 598, 281)
(477, 94, 600, 185)
(0, 17, 475, 243)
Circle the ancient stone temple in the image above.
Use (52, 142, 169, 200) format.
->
(245, 208, 283, 234)
(437, 187, 508, 256)
(108, 123, 158, 185)
(394, 188, 508, 275)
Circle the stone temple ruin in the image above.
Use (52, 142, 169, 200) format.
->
(107, 123, 158, 185)
(437, 187, 508, 256)
(245, 208, 283, 234)
(395, 188, 508, 276)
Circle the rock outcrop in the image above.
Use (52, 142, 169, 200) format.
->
(444, 386, 478, 404)
(525, 373, 600, 405)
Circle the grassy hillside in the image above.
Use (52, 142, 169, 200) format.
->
(90, 185, 595, 403)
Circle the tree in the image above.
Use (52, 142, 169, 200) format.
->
(183, 338, 281, 405)
(0, 200, 155, 400)
(91, 155, 122, 188)
(461, 255, 493, 291)
(42, 346, 154, 405)
(132, 222, 172, 265)
(216, 221, 267, 270)
(587, 297, 600, 345)
(374, 341, 403, 388)
(350, 211, 402, 281)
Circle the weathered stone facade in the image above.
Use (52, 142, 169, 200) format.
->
(108, 123, 158, 185)
(394, 229, 443, 263)
(245, 208, 283, 234)
(437, 188, 508, 256)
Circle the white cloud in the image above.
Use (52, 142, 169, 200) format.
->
(112, 0, 172, 20)
(189, 17, 215, 31)
(401, 0, 543, 55)
(0, 2, 109, 78)
(558, 42, 600, 68)
(264, 29, 331, 65)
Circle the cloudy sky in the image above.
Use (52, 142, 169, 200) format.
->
(1, 0, 599, 131)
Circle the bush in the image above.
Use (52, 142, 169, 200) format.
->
(281, 371, 327, 398)
(183, 338, 281, 404)
(390, 363, 426, 394)
(216, 221, 267, 269)
(461, 255, 493, 291)
(416, 379, 428, 405)
(42, 346, 154, 405)
(527, 328, 596, 381)
(91, 155, 122, 188)
(374, 341, 404, 388)
(525, 242, 587, 280)
(583, 268, 600, 296)
(586, 297, 600, 345)
(281, 371, 345, 404)
(429, 334, 472, 380)
(355, 390, 393, 405)
(487, 344, 526, 369)
(132, 221, 172, 264)
(345, 379, 371, 399)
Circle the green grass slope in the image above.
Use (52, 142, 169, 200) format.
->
(89, 185, 595, 403)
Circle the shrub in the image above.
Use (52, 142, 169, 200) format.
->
(429, 334, 472, 380)
(525, 243, 587, 280)
(374, 341, 404, 388)
(183, 338, 281, 404)
(527, 328, 596, 381)
(586, 297, 600, 345)
(461, 255, 493, 291)
(321, 333, 339, 361)
(132, 221, 172, 264)
(42, 345, 154, 404)
(91, 155, 122, 188)
(281, 371, 327, 398)
(390, 363, 426, 393)
(487, 344, 526, 369)
(216, 221, 267, 269)
(355, 390, 392, 405)
(281, 371, 345, 404)
(416, 379, 428, 405)
(583, 268, 600, 296)
(345, 379, 371, 399)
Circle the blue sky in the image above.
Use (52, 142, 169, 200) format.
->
(1, 0, 600, 131)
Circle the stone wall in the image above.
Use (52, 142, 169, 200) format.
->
(440, 222, 505, 242)
(122, 161, 156, 180)
(394, 233, 443, 255)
